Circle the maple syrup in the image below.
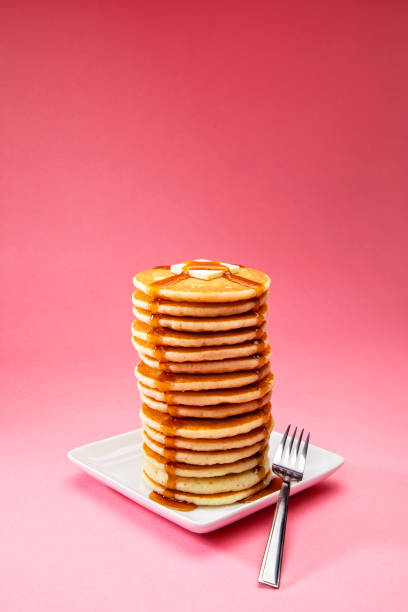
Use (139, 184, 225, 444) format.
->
(149, 261, 264, 299)
(241, 476, 283, 502)
(149, 491, 197, 511)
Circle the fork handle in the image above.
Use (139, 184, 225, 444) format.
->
(258, 480, 291, 588)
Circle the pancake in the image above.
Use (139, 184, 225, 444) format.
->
(131, 319, 266, 348)
(140, 392, 272, 418)
(132, 335, 267, 362)
(143, 431, 268, 465)
(143, 456, 270, 494)
(135, 361, 270, 392)
(132, 304, 267, 332)
(134, 262, 270, 302)
(143, 419, 272, 451)
(132, 288, 267, 317)
(143, 443, 268, 477)
(140, 403, 272, 439)
(137, 373, 274, 405)
(138, 346, 272, 374)
(143, 471, 273, 506)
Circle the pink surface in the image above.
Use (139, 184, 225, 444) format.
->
(1, 1, 407, 610)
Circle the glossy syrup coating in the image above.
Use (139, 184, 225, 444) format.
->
(133, 260, 270, 302)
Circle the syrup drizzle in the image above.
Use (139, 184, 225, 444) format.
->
(241, 476, 283, 502)
(150, 261, 264, 297)
(149, 491, 197, 511)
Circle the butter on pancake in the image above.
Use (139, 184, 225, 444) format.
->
(133, 261, 270, 302)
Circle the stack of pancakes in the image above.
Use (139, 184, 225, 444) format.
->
(132, 261, 275, 507)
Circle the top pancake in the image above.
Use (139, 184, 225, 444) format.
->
(133, 263, 270, 302)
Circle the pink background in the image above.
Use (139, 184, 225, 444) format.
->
(1, 1, 407, 610)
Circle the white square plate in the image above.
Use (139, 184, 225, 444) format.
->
(68, 429, 344, 533)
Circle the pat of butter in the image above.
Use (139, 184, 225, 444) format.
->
(188, 269, 224, 280)
(170, 263, 185, 274)
(169, 260, 241, 279)
(221, 262, 240, 272)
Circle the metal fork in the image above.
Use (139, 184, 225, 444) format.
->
(258, 425, 310, 588)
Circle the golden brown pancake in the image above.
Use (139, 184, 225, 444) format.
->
(132, 335, 267, 362)
(132, 304, 267, 332)
(143, 456, 270, 494)
(138, 346, 271, 374)
(143, 443, 268, 477)
(143, 431, 268, 465)
(143, 471, 273, 506)
(140, 391, 271, 418)
(140, 403, 272, 439)
(135, 361, 271, 392)
(132, 288, 267, 317)
(131, 319, 267, 348)
(137, 373, 274, 406)
(143, 418, 273, 451)
(134, 263, 270, 302)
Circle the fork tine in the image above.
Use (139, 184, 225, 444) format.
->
(288, 427, 297, 454)
(297, 432, 310, 473)
(274, 424, 290, 463)
(295, 428, 304, 459)
(286, 426, 298, 465)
